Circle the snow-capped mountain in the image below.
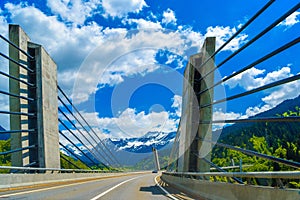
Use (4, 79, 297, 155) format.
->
(60, 143, 85, 157)
(109, 131, 176, 153)
(93, 131, 176, 166)
(61, 131, 176, 167)
(60, 143, 100, 165)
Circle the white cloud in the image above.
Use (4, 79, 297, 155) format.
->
(238, 79, 300, 119)
(0, 94, 9, 129)
(80, 108, 177, 138)
(221, 65, 300, 125)
(245, 104, 272, 117)
(279, 11, 300, 27)
(70, 95, 182, 139)
(213, 109, 242, 130)
(0, 7, 9, 72)
(165, 54, 176, 64)
(47, 0, 101, 25)
(261, 80, 300, 107)
(172, 95, 182, 117)
(0, 10, 9, 129)
(180, 26, 204, 51)
(2, 2, 194, 104)
(205, 26, 248, 51)
(0, 9, 8, 36)
(71, 28, 195, 103)
(2, 2, 249, 110)
(162, 8, 177, 25)
(102, 0, 147, 18)
(101, 49, 159, 85)
(4, 3, 104, 70)
(59, 129, 98, 155)
(225, 66, 292, 90)
(126, 18, 162, 29)
(213, 109, 242, 121)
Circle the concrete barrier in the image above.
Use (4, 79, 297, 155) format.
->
(0, 172, 147, 189)
(161, 173, 300, 200)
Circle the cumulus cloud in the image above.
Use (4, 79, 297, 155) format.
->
(1, 2, 253, 136)
(244, 104, 272, 117)
(225, 66, 292, 90)
(102, 0, 147, 18)
(2, 2, 250, 105)
(234, 78, 300, 119)
(4, 2, 104, 72)
(0, 94, 9, 129)
(126, 18, 162, 29)
(205, 25, 248, 51)
(0, 10, 9, 129)
(262, 80, 300, 107)
(217, 65, 300, 128)
(213, 109, 243, 130)
(62, 94, 181, 139)
(172, 95, 182, 117)
(279, 11, 300, 27)
(0, 9, 8, 36)
(78, 108, 177, 139)
(162, 8, 177, 25)
(70, 28, 197, 103)
(47, 0, 101, 25)
(2, 2, 201, 103)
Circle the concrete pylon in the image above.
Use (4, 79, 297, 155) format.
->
(152, 147, 160, 172)
(9, 25, 60, 169)
(177, 37, 216, 172)
(9, 25, 31, 167)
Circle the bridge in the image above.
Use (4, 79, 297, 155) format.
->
(1, 1, 300, 199)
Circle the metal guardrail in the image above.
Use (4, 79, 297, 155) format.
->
(210, 164, 253, 171)
(164, 171, 300, 179)
(0, 165, 118, 173)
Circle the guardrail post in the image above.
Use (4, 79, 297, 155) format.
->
(9, 25, 30, 167)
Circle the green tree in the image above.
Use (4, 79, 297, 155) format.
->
(0, 139, 11, 173)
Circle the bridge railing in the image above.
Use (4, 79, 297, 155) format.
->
(165, 0, 300, 193)
(0, 166, 114, 174)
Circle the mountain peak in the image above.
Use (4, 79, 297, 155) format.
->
(0, 125, 9, 140)
(109, 131, 176, 153)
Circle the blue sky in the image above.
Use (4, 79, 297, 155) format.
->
(0, 0, 299, 141)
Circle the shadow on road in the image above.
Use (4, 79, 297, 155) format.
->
(140, 185, 164, 195)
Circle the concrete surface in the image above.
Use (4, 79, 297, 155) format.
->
(162, 173, 300, 200)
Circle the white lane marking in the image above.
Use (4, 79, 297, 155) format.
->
(90, 176, 141, 200)
(0, 179, 97, 198)
(154, 175, 179, 200)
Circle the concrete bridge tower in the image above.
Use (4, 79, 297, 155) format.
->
(9, 25, 60, 169)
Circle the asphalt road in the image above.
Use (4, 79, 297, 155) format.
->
(0, 173, 183, 200)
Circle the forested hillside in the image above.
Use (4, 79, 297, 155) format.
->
(212, 105, 300, 173)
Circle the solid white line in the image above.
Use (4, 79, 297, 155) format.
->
(0, 179, 96, 198)
(154, 175, 179, 200)
(89, 176, 140, 200)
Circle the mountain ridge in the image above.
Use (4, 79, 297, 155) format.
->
(218, 95, 300, 140)
(0, 125, 9, 140)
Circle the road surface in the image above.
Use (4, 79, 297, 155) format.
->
(0, 172, 188, 200)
